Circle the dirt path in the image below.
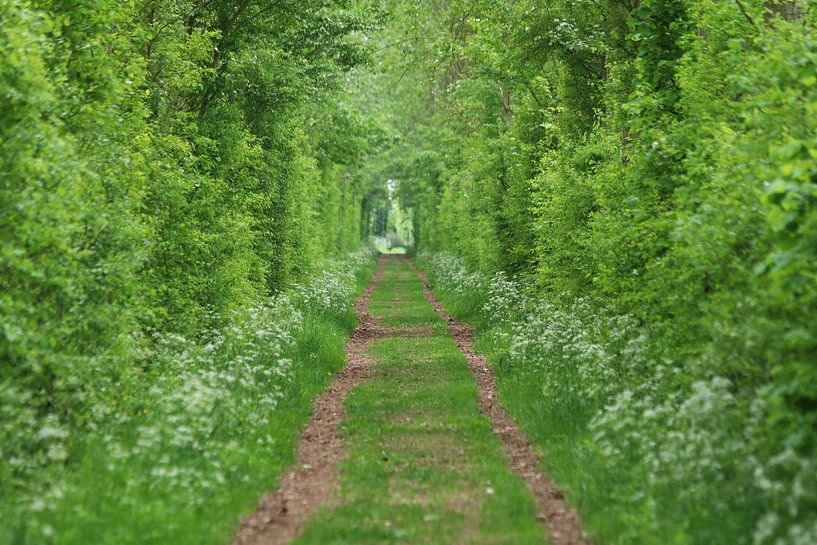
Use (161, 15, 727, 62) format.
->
(406, 259, 590, 545)
(231, 255, 589, 545)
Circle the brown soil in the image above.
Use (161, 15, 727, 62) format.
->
(405, 258, 591, 545)
(364, 325, 439, 337)
(230, 256, 388, 545)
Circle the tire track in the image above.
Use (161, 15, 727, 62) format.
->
(406, 258, 591, 545)
(230, 256, 387, 545)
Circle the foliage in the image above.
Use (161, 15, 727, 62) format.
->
(372, 0, 817, 542)
(1, 0, 384, 540)
(0, 248, 376, 544)
(5, 0, 817, 543)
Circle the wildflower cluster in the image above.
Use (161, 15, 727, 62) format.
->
(504, 299, 634, 409)
(291, 246, 373, 316)
(293, 269, 355, 316)
(419, 251, 817, 545)
(130, 295, 301, 491)
(482, 271, 531, 324)
(419, 251, 488, 296)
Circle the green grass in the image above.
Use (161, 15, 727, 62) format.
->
(368, 259, 446, 329)
(294, 259, 544, 545)
(416, 259, 763, 545)
(27, 319, 353, 545)
(1, 261, 377, 545)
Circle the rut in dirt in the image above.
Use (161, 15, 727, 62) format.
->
(406, 258, 590, 545)
(230, 255, 387, 545)
(231, 255, 589, 545)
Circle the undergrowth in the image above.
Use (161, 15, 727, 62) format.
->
(417, 250, 817, 545)
(0, 248, 376, 545)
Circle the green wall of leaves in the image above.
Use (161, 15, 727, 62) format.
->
(1, 0, 381, 496)
(376, 2, 816, 541)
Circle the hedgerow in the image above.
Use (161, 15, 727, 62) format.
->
(384, 1, 817, 543)
(1, 1, 382, 541)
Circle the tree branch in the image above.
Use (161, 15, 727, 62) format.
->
(735, 0, 758, 27)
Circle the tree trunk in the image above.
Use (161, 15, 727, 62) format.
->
(766, 0, 803, 21)
(501, 87, 512, 124)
